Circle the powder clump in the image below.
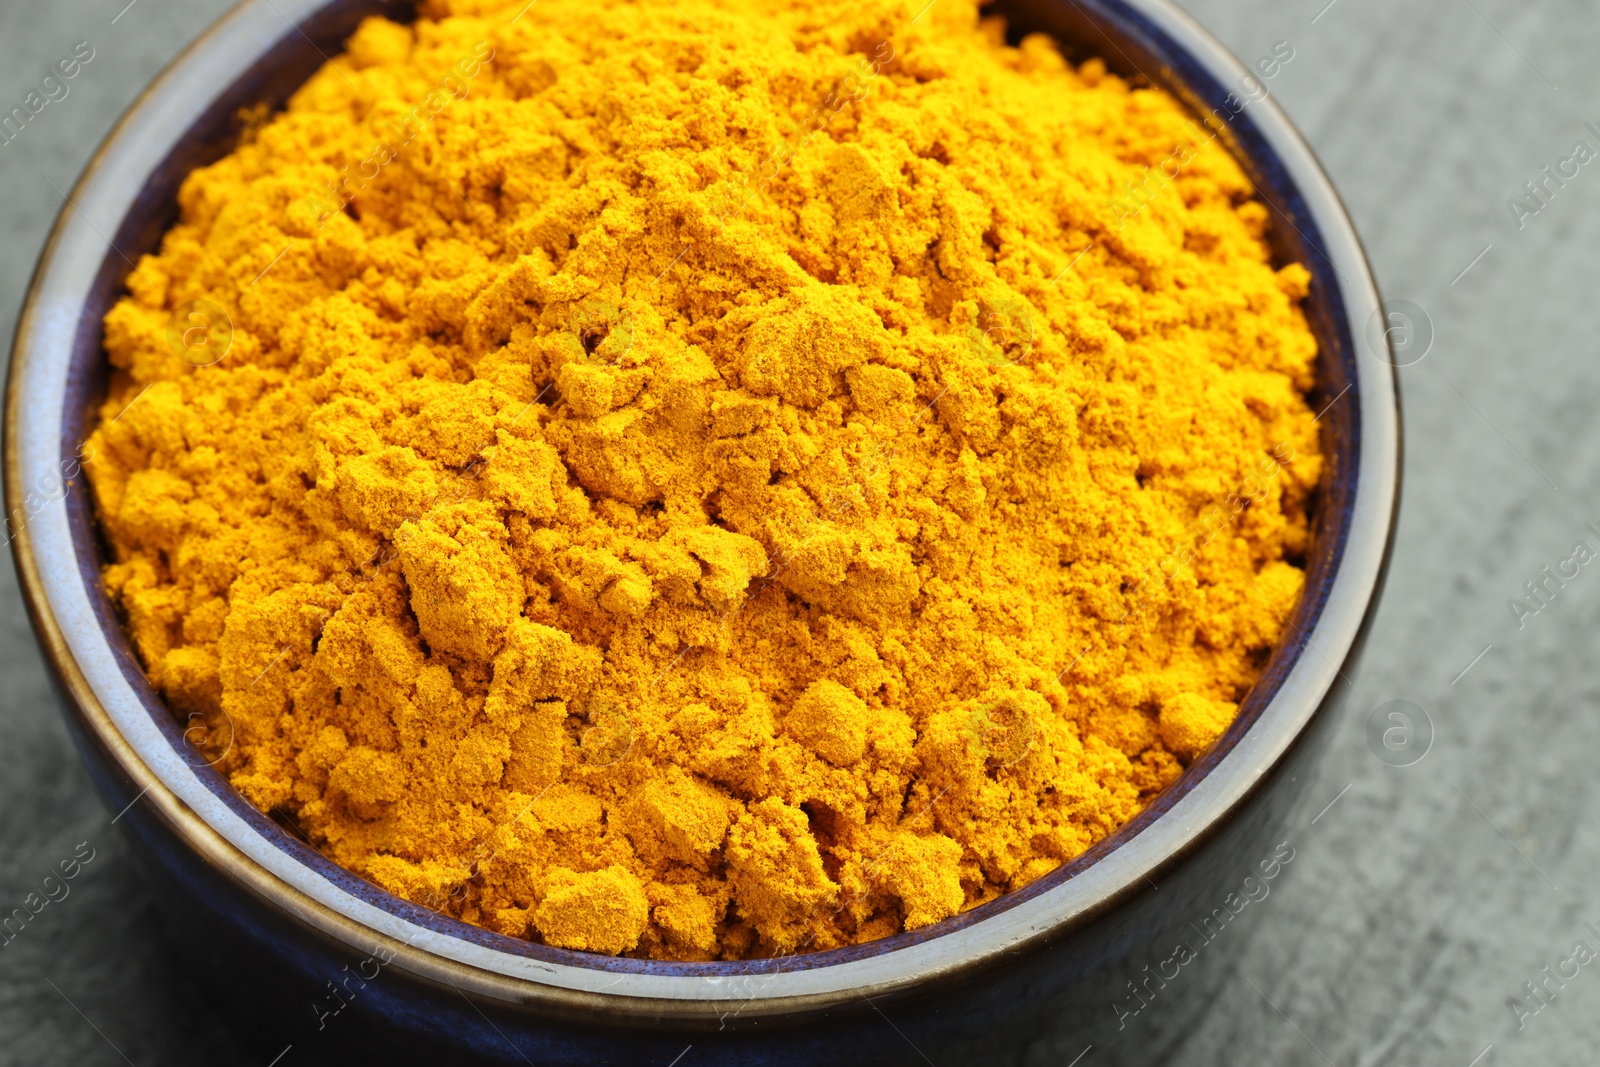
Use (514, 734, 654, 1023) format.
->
(86, 0, 1322, 960)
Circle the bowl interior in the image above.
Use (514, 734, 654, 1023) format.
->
(39, 0, 1367, 982)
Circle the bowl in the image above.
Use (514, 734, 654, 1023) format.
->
(5, 0, 1399, 1063)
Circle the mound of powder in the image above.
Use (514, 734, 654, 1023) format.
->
(86, 0, 1321, 959)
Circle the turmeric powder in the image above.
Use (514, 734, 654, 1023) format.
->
(86, 0, 1322, 960)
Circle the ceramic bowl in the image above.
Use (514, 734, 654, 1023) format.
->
(5, 0, 1399, 1063)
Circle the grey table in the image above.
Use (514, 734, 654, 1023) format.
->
(0, 0, 1592, 1064)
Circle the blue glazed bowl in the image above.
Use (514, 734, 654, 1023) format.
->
(5, 0, 1399, 1063)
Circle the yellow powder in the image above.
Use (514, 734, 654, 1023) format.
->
(86, 0, 1322, 960)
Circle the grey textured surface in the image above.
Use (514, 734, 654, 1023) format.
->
(0, 0, 1593, 1064)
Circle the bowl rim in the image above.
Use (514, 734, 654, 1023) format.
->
(5, 0, 1399, 1021)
